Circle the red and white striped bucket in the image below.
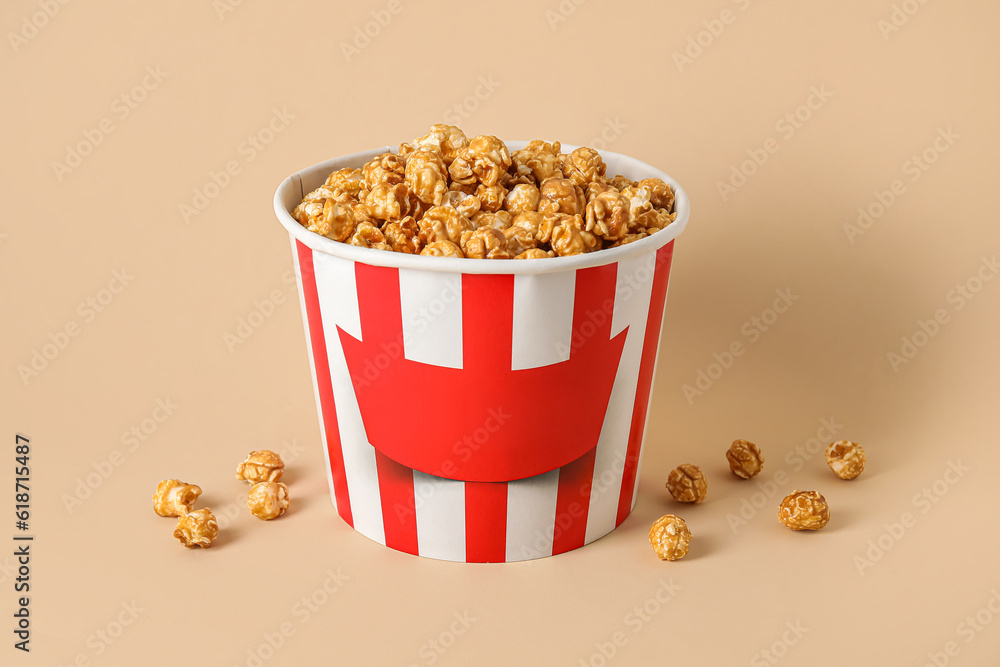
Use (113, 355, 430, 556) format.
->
(274, 142, 690, 562)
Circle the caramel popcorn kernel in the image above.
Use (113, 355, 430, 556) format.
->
(665, 464, 708, 504)
(778, 490, 830, 531)
(648, 514, 692, 561)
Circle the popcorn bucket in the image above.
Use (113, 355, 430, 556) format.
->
(273, 143, 690, 562)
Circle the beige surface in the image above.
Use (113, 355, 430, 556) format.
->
(3, 0, 999, 664)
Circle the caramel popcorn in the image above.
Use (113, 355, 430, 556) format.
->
(826, 441, 866, 480)
(538, 178, 586, 216)
(504, 183, 541, 213)
(293, 126, 678, 259)
(514, 248, 554, 259)
(584, 189, 630, 240)
(383, 217, 422, 254)
(362, 152, 406, 188)
(365, 183, 410, 222)
(460, 227, 511, 260)
(236, 450, 285, 484)
(449, 135, 512, 186)
(470, 210, 512, 231)
(778, 491, 830, 531)
(247, 481, 290, 521)
(174, 508, 219, 548)
(648, 514, 692, 561)
(726, 439, 764, 479)
(550, 214, 599, 256)
(475, 183, 507, 213)
(405, 124, 469, 165)
(418, 205, 473, 245)
(510, 140, 563, 184)
(420, 240, 464, 257)
(446, 190, 482, 218)
(564, 147, 607, 187)
(324, 168, 366, 196)
(347, 222, 391, 250)
(152, 479, 202, 517)
(637, 178, 675, 211)
(405, 149, 449, 206)
(665, 464, 708, 504)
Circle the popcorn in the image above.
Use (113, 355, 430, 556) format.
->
(648, 514, 692, 561)
(174, 508, 219, 548)
(236, 450, 285, 484)
(538, 178, 586, 216)
(504, 183, 541, 213)
(152, 479, 202, 517)
(778, 491, 831, 531)
(665, 464, 708, 503)
(404, 149, 449, 206)
(247, 482, 290, 521)
(293, 125, 678, 259)
(460, 227, 511, 260)
(418, 205, 473, 245)
(420, 240, 464, 257)
(726, 440, 764, 479)
(826, 441, 866, 480)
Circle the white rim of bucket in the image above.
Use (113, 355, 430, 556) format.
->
(274, 142, 690, 275)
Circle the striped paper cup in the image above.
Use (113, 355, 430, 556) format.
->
(274, 142, 690, 562)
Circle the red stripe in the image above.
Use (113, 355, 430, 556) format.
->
(295, 241, 353, 527)
(465, 481, 507, 562)
(352, 262, 420, 555)
(552, 448, 597, 555)
(374, 451, 419, 555)
(616, 241, 675, 526)
(551, 264, 619, 554)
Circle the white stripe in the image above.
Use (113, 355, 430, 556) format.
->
(398, 269, 463, 368)
(289, 237, 337, 510)
(585, 254, 657, 544)
(511, 272, 576, 370)
(313, 251, 385, 545)
(505, 469, 559, 561)
(413, 472, 466, 562)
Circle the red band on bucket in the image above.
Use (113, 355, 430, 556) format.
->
(374, 450, 419, 555)
(616, 241, 675, 526)
(296, 240, 353, 527)
(465, 481, 507, 562)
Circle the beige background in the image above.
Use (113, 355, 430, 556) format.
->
(3, 0, 999, 664)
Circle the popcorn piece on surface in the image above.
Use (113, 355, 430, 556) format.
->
(247, 482, 290, 521)
(825, 441, 866, 480)
(420, 240, 464, 258)
(174, 508, 219, 548)
(665, 464, 708, 503)
(648, 514, 692, 561)
(152, 479, 202, 517)
(778, 490, 830, 530)
(460, 226, 511, 260)
(726, 439, 765, 479)
(236, 450, 285, 484)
